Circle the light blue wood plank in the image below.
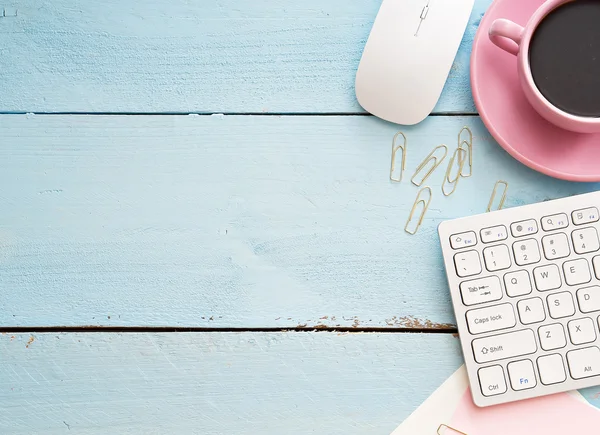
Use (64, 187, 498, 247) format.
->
(1, 114, 598, 328)
(0, 332, 463, 434)
(0, 0, 491, 114)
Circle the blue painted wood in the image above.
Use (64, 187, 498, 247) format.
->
(0, 0, 491, 114)
(2, 114, 598, 328)
(0, 332, 463, 434)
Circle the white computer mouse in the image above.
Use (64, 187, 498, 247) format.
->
(355, 0, 475, 125)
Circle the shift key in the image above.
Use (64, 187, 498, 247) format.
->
(466, 303, 516, 334)
(473, 329, 537, 363)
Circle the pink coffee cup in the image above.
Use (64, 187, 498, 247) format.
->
(489, 0, 600, 133)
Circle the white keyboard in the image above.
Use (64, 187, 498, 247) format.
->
(438, 191, 600, 407)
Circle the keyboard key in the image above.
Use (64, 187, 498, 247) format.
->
(572, 207, 599, 225)
(539, 323, 567, 351)
(593, 256, 600, 280)
(450, 231, 477, 249)
(511, 219, 538, 237)
(513, 239, 541, 266)
(568, 318, 597, 345)
(547, 292, 575, 319)
(541, 213, 569, 231)
(480, 225, 508, 243)
(567, 346, 600, 379)
(541, 233, 570, 260)
(517, 297, 546, 325)
(577, 286, 600, 313)
(504, 270, 532, 297)
(563, 258, 591, 286)
(478, 365, 507, 397)
(533, 264, 561, 291)
(508, 359, 536, 391)
(466, 303, 516, 335)
(537, 354, 567, 385)
(472, 329, 537, 363)
(483, 245, 511, 272)
(454, 250, 482, 277)
(460, 276, 503, 306)
(572, 227, 600, 254)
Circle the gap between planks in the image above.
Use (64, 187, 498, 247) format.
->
(0, 112, 479, 116)
(0, 326, 458, 334)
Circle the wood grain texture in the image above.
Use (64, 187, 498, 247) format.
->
(0, 332, 463, 434)
(2, 114, 598, 328)
(0, 0, 491, 114)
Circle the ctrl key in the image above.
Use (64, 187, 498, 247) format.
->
(478, 365, 507, 397)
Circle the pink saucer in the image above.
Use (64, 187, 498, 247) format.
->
(471, 0, 600, 182)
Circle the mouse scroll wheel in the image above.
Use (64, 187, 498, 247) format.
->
(420, 5, 429, 19)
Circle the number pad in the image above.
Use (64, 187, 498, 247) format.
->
(572, 227, 600, 254)
(541, 233, 570, 260)
(513, 239, 541, 266)
(483, 245, 511, 271)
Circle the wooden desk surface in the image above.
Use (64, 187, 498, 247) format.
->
(1, 0, 599, 433)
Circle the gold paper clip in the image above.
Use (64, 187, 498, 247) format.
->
(405, 186, 432, 235)
(437, 423, 468, 435)
(411, 144, 448, 187)
(390, 131, 407, 182)
(442, 147, 467, 196)
(458, 126, 473, 178)
(486, 180, 508, 212)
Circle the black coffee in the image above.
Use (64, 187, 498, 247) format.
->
(529, 0, 600, 117)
